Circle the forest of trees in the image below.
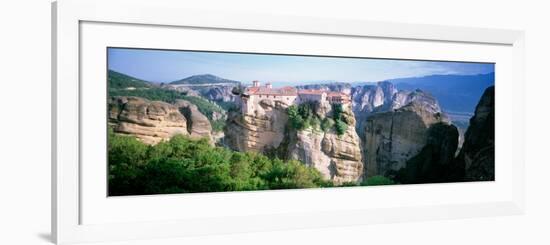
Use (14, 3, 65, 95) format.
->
(109, 130, 394, 196)
(109, 131, 331, 195)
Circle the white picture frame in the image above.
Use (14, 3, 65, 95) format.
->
(52, 0, 525, 244)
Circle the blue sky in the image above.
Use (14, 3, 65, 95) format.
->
(108, 48, 494, 85)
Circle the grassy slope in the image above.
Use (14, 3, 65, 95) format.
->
(108, 70, 153, 89)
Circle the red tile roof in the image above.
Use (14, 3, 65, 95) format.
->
(244, 84, 350, 103)
(298, 89, 326, 95)
(327, 91, 350, 98)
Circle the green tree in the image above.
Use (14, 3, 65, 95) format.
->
(108, 129, 149, 195)
(334, 119, 348, 135)
(108, 133, 333, 196)
(320, 118, 334, 132)
(287, 105, 305, 129)
(332, 103, 344, 121)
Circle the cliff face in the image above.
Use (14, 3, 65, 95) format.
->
(351, 81, 396, 118)
(395, 122, 459, 183)
(394, 86, 495, 183)
(108, 97, 189, 144)
(351, 82, 443, 135)
(224, 99, 290, 152)
(198, 85, 238, 103)
(224, 98, 363, 183)
(390, 90, 441, 114)
(109, 96, 214, 145)
(363, 101, 450, 178)
(456, 86, 495, 181)
(174, 100, 213, 143)
(163, 83, 238, 104)
(286, 101, 363, 183)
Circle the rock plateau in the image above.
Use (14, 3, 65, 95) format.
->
(109, 96, 213, 144)
(108, 97, 189, 144)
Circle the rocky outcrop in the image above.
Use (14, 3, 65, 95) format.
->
(109, 96, 216, 145)
(351, 81, 396, 118)
(456, 86, 495, 181)
(363, 101, 450, 178)
(395, 86, 495, 183)
(163, 82, 238, 104)
(165, 85, 202, 97)
(225, 97, 363, 183)
(287, 102, 363, 183)
(395, 122, 459, 183)
(224, 99, 290, 152)
(198, 85, 238, 103)
(351, 82, 442, 135)
(390, 90, 441, 114)
(174, 100, 213, 143)
(108, 96, 188, 144)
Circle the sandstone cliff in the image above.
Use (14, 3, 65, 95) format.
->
(109, 96, 214, 145)
(351, 82, 443, 135)
(286, 101, 363, 183)
(174, 100, 213, 143)
(395, 122, 459, 183)
(108, 96, 188, 144)
(225, 98, 363, 183)
(224, 99, 290, 152)
(456, 86, 495, 181)
(363, 101, 450, 178)
(351, 81, 396, 119)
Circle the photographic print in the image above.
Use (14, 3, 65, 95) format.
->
(107, 47, 495, 196)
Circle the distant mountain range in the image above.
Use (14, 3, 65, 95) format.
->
(391, 73, 495, 114)
(170, 74, 240, 85)
(293, 73, 494, 114)
(108, 69, 494, 115)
